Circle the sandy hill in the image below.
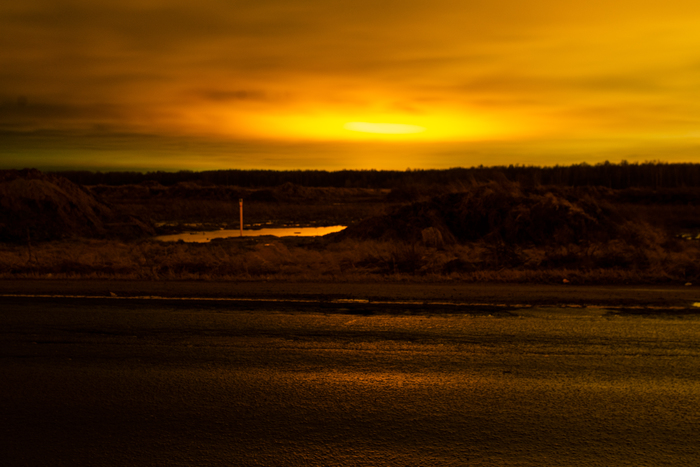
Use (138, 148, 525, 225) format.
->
(0, 169, 154, 243)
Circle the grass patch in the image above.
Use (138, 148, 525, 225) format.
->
(2, 236, 700, 284)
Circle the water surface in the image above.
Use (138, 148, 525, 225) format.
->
(155, 225, 346, 242)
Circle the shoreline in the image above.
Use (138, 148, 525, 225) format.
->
(1, 279, 699, 309)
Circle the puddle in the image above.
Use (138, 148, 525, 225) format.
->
(155, 225, 346, 243)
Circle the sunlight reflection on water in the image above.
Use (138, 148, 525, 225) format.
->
(155, 225, 346, 242)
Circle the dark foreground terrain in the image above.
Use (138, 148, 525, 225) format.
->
(2, 282, 699, 466)
(5, 167, 700, 284)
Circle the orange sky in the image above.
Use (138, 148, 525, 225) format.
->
(2, 0, 700, 171)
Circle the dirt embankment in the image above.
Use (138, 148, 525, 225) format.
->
(0, 169, 154, 243)
(335, 182, 665, 247)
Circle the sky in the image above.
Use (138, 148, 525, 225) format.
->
(3, 0, 700, 171)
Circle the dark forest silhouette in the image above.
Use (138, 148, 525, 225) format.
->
(52, 161, 700, 189)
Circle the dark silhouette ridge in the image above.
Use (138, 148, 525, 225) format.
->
(335, 181, 657, 248)
(0, 169, 154, 243)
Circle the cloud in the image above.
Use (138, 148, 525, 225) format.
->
(195, 90, 277, 103)
(0, 99, 131, 131)
(3, 0, 700, 168)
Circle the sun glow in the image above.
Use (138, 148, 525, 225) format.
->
(212, 109, 521, 142)
(344, 122, 426, 135)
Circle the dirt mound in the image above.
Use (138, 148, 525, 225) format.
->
(336, 182, 649, 247)
(0, 169, 154, 242)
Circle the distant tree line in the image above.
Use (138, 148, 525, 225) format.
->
(52, 161, 700, 189)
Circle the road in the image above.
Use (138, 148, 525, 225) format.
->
(2, 294, 699, 466)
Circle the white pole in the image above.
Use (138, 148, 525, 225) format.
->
(239, 198, 243, 237)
